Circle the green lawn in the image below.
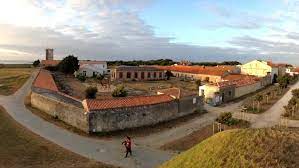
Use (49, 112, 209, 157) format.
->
(0, 68, 32, 95)
(160, 128, 299, 168)
(0, 106, 117, 168)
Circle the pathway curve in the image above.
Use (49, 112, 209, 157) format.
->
(251, 81, 299, 128)
(0, 71, 172, 168)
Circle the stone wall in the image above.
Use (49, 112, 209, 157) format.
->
(87, 95, 203, 133)
(31, 89, 89, 132)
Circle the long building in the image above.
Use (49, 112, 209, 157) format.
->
(111, 66, 165, 81)
(155, 65, 241, 83)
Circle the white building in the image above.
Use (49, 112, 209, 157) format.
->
(75, 61, 109, 77)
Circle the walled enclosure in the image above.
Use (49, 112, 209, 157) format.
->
(87, 96, 204, 132)
(31, 88, 89, 132)
(31, 69, 204, 133)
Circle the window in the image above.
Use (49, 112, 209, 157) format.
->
(83, 71, 86, 76)
(119, 72, 123, 79)
(147, 72, 151, 78)
(159, 72, 162, 78)
(154, 72, 156, 78)
(228, 91, 232, 96)
(134, 72, 138, 78)
(127, 72, 131, 78)
(141, 72, 144, 79)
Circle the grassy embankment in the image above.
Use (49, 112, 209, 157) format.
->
(0, 68, 33, 95)
(161, 128, 299, 168)
(0, 106, 117, 168)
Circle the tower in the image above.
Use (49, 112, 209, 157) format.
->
(46, 48, 54, 60)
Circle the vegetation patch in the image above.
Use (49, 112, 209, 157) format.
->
(0, 106, 117, 168)
(283, 88, 299, 120)
(161, 112, 249, 152)
(160, 128, 299, 168)
(0, 68, 32, 95)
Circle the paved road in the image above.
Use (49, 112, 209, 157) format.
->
(0, 71, 173, 168)
(251, 81, 299, 128)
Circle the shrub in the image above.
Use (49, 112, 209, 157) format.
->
(292, 89, 299, 99)
(85, 86, 98, 99)
(77, 74, 86, 82)
(44, 66, 58, 71)
(33, 59, 40, 67)
(216, 112, 239, 126)
(112, 85, 128, 97)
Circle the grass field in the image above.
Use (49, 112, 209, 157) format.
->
(0, 106, 117, 168)
(160, 128, 299, 168)
(160, 121, 250, 152)
(0, 68, 33, 95)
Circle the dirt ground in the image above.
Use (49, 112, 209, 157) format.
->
(53, 73, 198, 100)
(0, 68, 33, 95)
(0, 105, 118, 168)
(160, 120, 250, 152)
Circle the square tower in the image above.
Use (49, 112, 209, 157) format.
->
(46, 49, 54, 60)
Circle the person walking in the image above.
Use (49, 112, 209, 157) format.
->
(122, 136, 132, 158)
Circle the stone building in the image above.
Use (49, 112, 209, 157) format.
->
(45, 48, 54, 60)
(111, 66, 165, 81)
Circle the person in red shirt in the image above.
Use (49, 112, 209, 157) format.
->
(122, 136, 132, 158)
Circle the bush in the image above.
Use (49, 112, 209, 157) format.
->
(216, 112, 239, 126)
(85, 86, 98, 99)
(112, 85, 128, 97)
(33, 59, 40, 67)
(77, 74, 86, 82)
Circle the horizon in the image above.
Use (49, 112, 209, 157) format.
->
(1, 1, 299, 65)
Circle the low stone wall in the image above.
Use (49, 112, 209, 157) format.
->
(31, 89, 89, 133)
(87, 95, 204, 133)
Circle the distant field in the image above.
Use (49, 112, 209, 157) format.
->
(0, 68, 33, 95)
(0, 106, 117, 168)
(160, 128, 299, 168)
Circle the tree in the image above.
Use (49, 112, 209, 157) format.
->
(33, 59, 40, 67)
(57, 55, 79, 74)
(254, 94, 264, 112)
(265, 91, 271, 104)
(112, 85, 128, 97)
(292, 89, 299, 99)
(85, 86, 98, 99)
(165, 70, 173, 80)
(277, 75, 289, 89)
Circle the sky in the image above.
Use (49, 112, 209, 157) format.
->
(0, 0, 299, 65)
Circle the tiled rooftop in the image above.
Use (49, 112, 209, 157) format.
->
(84, 94, 174, 111)
(211, 75, 260, 88)
(155, 65, 233, 76)
(33, 69, 59, 92)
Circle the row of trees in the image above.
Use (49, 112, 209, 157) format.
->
(283, 89, 299, 118)
(108, 59, 177, 66)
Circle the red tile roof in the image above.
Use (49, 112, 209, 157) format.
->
(84, 94, 174, 111)
(41, 60, 61, 66)
(292, 68, 299, 73)
(211, 75, 260, 88)
(154, 65, 232, 76)
(33, 70, 58, 92)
